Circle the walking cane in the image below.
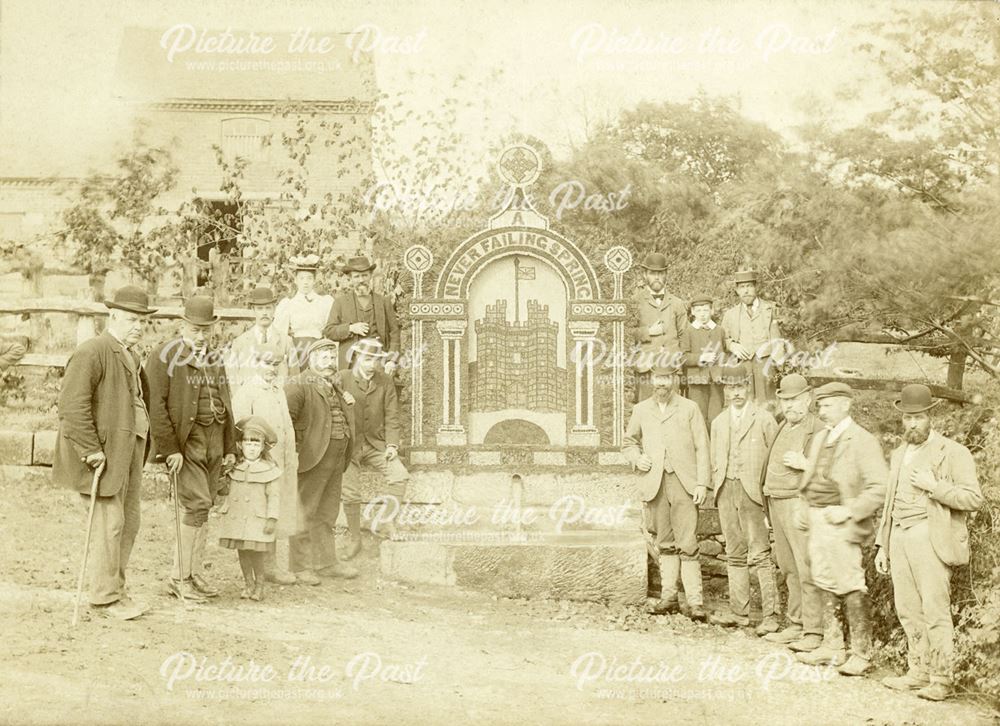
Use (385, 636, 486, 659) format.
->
(72, 460, 106, 627)
(170, 468, 188, 607)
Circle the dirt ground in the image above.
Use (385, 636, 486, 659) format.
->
(1, 477, 996, 726)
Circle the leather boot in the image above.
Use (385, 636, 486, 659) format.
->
(680, 558, 706, 621)
(838, 591, 873, 676)
(189, 526, 219, 597)
(650, 555, 680, 614)
(342, 503, 363, 560)
(796, 592, 846, 666)
(723, 565, 751, 620)
(263, 548, 297, 585)
(169, 524, 206, 602)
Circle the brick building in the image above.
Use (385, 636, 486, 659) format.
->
(0, 26, 376, 296)
(472, 299, 564, 412)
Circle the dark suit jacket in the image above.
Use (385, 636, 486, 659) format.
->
(333, 369, 400, 462)
(680, 323, 726, 385)
(284, 371, 356, 473)
(323, 292, 400, 370)
(144, 339, 237, 460)
(53, 332, 150, 497)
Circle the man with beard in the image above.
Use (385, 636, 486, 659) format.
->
(53, 286, 155, 619)
(632, 253, 687, 400)
(721, 269, 787, 402)
(146, 296, 237, 602)
(875, 384, 982, 701)
(623, 364, 710, 621)
(708, 365, 779, 633)
(794, 382, 887, 675)
(759, 374, 835, 652)
(228, 286, 296, 394)
(285, 338, 359, 583)
(323, 255, 400, 374)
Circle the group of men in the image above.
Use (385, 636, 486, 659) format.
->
(52, 250, 984, 702)
(54, 254, 406, 617)
(624, 254, 983, 701)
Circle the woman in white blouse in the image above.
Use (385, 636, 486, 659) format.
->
(273, 254, 334, 366)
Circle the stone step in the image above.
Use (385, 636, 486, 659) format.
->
(380, 530, 647, 605)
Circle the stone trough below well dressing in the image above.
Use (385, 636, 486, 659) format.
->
(371, 469, 649, 605)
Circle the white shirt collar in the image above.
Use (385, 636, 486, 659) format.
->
(691, 319, 716, 330)
(826, 416, 853, 443)
(730, 402, 748, 423)
(743, 298, 760, 315)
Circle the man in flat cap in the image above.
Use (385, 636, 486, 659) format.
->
(323, 255, 400, 374)
(632, 252, 688, 401)
(285, 338, 359, 583)
(760, 374, 832, 652)
(721, 269, 786, 402)
(623, 364, 710, 621)
(336, 337, 410, 559)
(54, 286, 156, 619)
(146, 295, 237, 602)
(875, 384, 982, 701)
(794, 382, 887, 675)
(708, 365, 779, 633)
(680, 293, 725, 426)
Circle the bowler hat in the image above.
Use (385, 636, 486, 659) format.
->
(689, 293, 713, 308)
(718, 365, 750, 386)
(305, 338, 338, 359)
(289, 253, 321, 272)
(246, 286, 278, 306)
(105, 285, 157, 315)
(814, 381, 853, 400)
(181, 296, 219, 326)
(650, 363, 681, 378)
(776, 373, 811, 399)
(733, 269, 758, 284)
(347, 337, 388, 363)
(640, 252, 668, 272)
(235, 415, 277, 446)
(893, 384, 940, 413)
(342, 255, 377, 274)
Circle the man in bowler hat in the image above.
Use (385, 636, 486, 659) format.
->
(323, 255, 400, 374)
(284, 338, 359, 583)
(53, 286, 156, 619)
(146, 295, 237, 602)
(227, 286, 297, 394)
(875, 384, 982, 701)
(721, 269, 787, 401)
(632, 252, 687, 400)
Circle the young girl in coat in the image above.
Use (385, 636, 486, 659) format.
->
(217, 415, 282, 601)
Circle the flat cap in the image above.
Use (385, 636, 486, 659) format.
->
(814, 382, 853, 400)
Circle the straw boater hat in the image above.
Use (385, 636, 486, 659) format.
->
(181, 296, 219, 326)
(893, 384, 940, 413)
(347, 337, 389, 364)
(105, 285, 157, 315)
(733, 269, 758, 284)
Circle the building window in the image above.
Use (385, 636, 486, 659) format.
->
(221, 118, 270, 161)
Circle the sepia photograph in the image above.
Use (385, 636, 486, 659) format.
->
(0, 0, 998, 723)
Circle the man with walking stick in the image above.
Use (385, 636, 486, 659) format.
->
(54, 286, 155, 621)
